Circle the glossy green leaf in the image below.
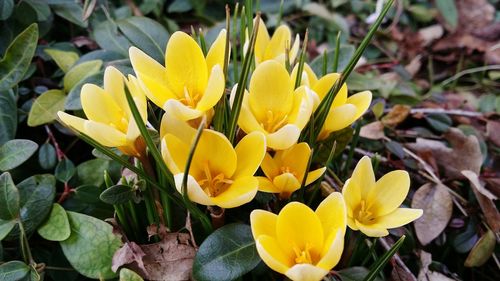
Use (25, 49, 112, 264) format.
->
(168, 0, 193, 13)
(100, 185, 134, 204)
(74, 185, 101, 203)
(464, 229, 496, 267)
(76, 159, 109, 186)
(24, 266, 41, 281)
(424, 113, 452, 133)
(337, 267, 382, 281)
(0, 219, 15, 241)
(0, 261, 30, 281)
(51, 3, 88, 27)
(37, 203, 71, 241)
(119, 268, 144, 281)
(27, 89, 66, 127)
(63, 60, 102, 92)
(0, 173, 18, 220)
(193, 223, 260, 281)
(435, 0, 458, 29)
(55, 158, 75, 183)
(0, 0, 14, 20)
(60, 211, 122, 279)
(24, 0, 51, 21)
(44, 48, 79, 73)
(0, 23, 38, 91)
(38, 143, 57, 170)
(0, 90, 17, 145)
(0, 139, 38, 171)
(93, 21, 131, 56)
(117, 16, 169, 63)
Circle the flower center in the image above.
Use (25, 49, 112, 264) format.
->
(354, 200, 375, 224)
(179, 86, 201, 108)
(198, 161, 233, 197)
(293, 242, 314, 264)
(261, 110, 288, 133)
(279, 166, 298, 178)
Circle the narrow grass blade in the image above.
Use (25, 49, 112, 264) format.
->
(363, 235, 406, 281)
(294, 29, 309, 88)
(332, 31, 341, 72)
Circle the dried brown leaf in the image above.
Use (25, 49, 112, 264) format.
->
(407, 128, 482, 180)
(390, 263, 417, 281)
(417, 251, 455, 281)
(112, 242, 147, 273)
(360, 121, 385, 140)
(411, 183, 453, 245)
(461, 170, 497, 200)
(486, 120, 500, 147)
(464, 229, 496, 267)
(471, 184, 500, 233)
(382, 105, 411, 127)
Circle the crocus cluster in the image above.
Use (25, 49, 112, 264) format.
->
(57, 18, 422, 281)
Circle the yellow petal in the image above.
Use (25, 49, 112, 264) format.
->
(205, 29, 228, 74)
(161, 134, 189, 174)
(291, 63, 318, 88)
(276, 202, 324, 257)
(257, 177, 280, 193)
(279, 142, 311, 181)
(347, 90, 372, 120)
(264, 25, 292, 61)
(347, 216, 358, 230)
(163, 99, 204, 121)
(193, 130, 237, 178)
(349, 156, 375, 198)
(103, 66, 126, 115)
(255, 235, 292, 274)
(355, 220, 389, 237)
(233, 132, 266, 178)
(124, 75, 148, 118)
(57, 112, 86, 133)
(254, 18, 270, 63)
(173, 174, 213, 206)
(165, 31, 208, 98)
(196, 64, 225, 112)
(125, 116, 141, 143)
(84, 121, 127, 147)
(129, 47, 175, 107)
(266, 124, 301, 150)
(315, 192, 346, 237)
(248, 61, 293, 122)
(261, 153, 280, 179)
(288, 86, 314, 130)
(211, 176, 258, 208)
(323, 104, 357, 132)
(312, 73, 347, 103)
(342, 179, 358, 218)
(160, 113, 197, 142)
(375, 208, 423, 229)
(238, 95, 266, 134)
(289, 34, 301, 64)
(250, 210, 277, 238)
(367, 170, 410, 216)
(306, 167, 326, 186)
(273, 173, 301, 196)
(316, 229, 344, 271)
(285, 264, 329, 281)
(81, 84, 124, 126)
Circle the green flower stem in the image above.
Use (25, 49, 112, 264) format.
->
(158, 169, 173, 229)
(297, 148, 313, 202)
(18, 220, 35, 266)
(104, 171, 136, 240)
(126, 200, 141, 240)
(332, 31, 341, 72)
(307, 141, 337, 205)
(343, 121, 361, 178)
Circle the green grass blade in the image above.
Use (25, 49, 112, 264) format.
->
(363, 235, 406, 281)
(333, 31, 341, 72)
(294, 29, 309, 89)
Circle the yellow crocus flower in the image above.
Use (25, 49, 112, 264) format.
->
(161, 121, 266, 208)
(251, 18, 300, 65)
(250, 192, 346, 281)
(343, 156, 423, 237)
(237, 60, 314, 150)
(129, 29, 227, 122)
(291, 63, 372, 140)
(57, 66, 147, 157)
(257, 142, 326, 199)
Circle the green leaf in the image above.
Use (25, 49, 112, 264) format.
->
(0, 219, 16, 240)
(0, 139, 38, 171)
(100, 185, 134, 204)
(117, 17, 169, 63)
(63, 60, 102, 92)
(27, 90, 66, 127)
(363, 235, 406, 281)
(310, 45, 355, 74)
(74, 185, 101, 203)
(168, 0, 193, 13)
(76, 159, 109, 186)
(24, 0, 51, 21)
(119, 268, 144, 281)
(23, 266, 41, 281)
(51, 3, 88, 27)
(464, 229, 496, 267)
(424, 113, 452, 133)
(435, 0, 458, 29)
(37, 203, 70, 241)
(60, 211, 122, 279)
(337, 267, 382, 281)
(0, 23, 38, 91)
(193, 223, 260, 281)
(55, 158, 75, 183)
(44, 49, 79, 73)
(93, 21, 131, 56)
(0, 89, 17, 145)
(0, 0, 14, 20)
(0, 261, 30, 281)
(38, 143, 57, 170)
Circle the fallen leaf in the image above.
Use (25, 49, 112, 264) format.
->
(417, 251, 454, 281)
(360, 121, 385, 140)
(382, 105, 411, 127)
(407, 128, 482, 180)
(461, 170, 497, 200)
(418, 24, 444, 46)
(464, 229, 496, 267)
(485, 120, 500, 147)
(112, 242, 147, 273)
(470, 184, 500, 233)
(411, 183, 453, 245)
(484, 178, 500, 198)
(390, 263, 417, 281)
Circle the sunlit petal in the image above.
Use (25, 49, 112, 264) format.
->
(261, 153, 280, 179)
(205, 29, 228, 73)
(355, 220, 389, 237)
(316, 229, 344, 271)
(163, 99, 204, 121)
(192, 130, 237, 177)
(233, 132, 266, 178)
(273, 173, 301, 196)
(323, 104, 357, 132)
(375, 208, 423, 229)
(210, 176, 258, 208)
(162, 134, 190, 174)
(315, 192, 346, 237)
(103, 66, 126, 115)
(84, 121, 127, 147)
(305, 167, 326, 186)
(254, 18, 270, 63)
(368, 170, 410, 216)
(264, 25, 291, 61)
(312, 73, 347, 103)
(57, 112, 86, 133)
(257, 177, 280, 193)
(288, 86, 314, 130)
(285, 264, 328, 281)
(266, 124, 301, 150)
(350, 156, 375, 198)
(173, 173, 213, 206)
(346, 90, 372, 120)
(255, 235, 292, 274)
(81, 84, 123, 126)
(160, 113, 197, 142)
(196, 65, 225, 112)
